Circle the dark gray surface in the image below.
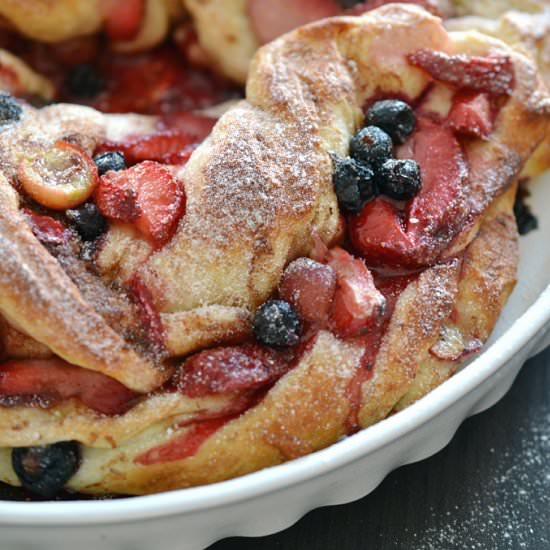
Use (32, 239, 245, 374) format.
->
(210, 348, 550, 550)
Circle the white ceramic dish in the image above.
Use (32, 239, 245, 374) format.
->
(0, 172, 549, 550)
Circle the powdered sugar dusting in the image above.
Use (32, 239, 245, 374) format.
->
(410, 409, 550, 549)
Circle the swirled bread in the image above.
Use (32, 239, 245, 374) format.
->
(0, 5, 548, 495)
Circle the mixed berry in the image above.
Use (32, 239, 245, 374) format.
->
(17, 141, 99, 210)
(93, 151, 127, 175)
(253, 300, 302, 347)
(350, 125, 393, 166)
(333, 99, 422, 214)
(0, 92, 22, 124)
(11, 442, 80, 498)
(332, 157, 376, 213)
(66, 203, 107, 242)
(378, 159, 422, 201)
(365, 99, 416, 144)
(514, 188, 538, 236)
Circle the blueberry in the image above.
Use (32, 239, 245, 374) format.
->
(253, 300, 301, 347)
(66, 203, 107, 241)
(0, 92, 22, 124)
(333, 157, 377, 213)
(66, 64, 104, 98)
(12, 442, 80, 498)
(350, 126, 393, 166)
(93, 151, 126, 175)
(378, 159, 422, 200)
(513, 191, 538, 236)
(366, 100, 416, 144)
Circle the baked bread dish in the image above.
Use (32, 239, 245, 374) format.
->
(0, 5, 548, 497)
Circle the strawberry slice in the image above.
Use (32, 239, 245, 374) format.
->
(86, 46, 237, 115)
(96, 113, 216, 166)
(349, 199, 415, 268)
(349, 119, 467, 269)
(248, 0, 340, 45)
(447, 92, 493, 138)
(135, 415, 235, 465)
(405, 119, 468, 241)
(22, 209, 70, 246)
(97, 131, 196, 166)
(0, 358, 137, 415)
(279, 258, 337, 325)
(95, 160, 185, 245)
(135, 393, 263, 465)
(408, 50, 514, 96)
(99, 0, 145, 42)
(177, 344, 290, 397)
(326, 247, 385, 338)
(129, 276, 165, 349)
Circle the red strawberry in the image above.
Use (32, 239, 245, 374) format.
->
(279, 258, 337, 325)
(327, 247, 385, 338)
(447, 92, 493, 138)
(97, 130, 198, 166)
(405, 119, 468, 241)
(96, 115, 216, 166)
(0, 358, 137, 415)
(129, 276, 165, 349)
(248, 0, 340, 44)
(99, 0, 145, 42)
(349, 119, 467, 269)
(349, 199, 415, 268)
(96, 160, 185, 245)
(22, 209, 70, 246)
(135, 415, 233, 465)
(88, 46, 236, 115)
(408, 49, 514, 96)
(177, 344, 290, 397)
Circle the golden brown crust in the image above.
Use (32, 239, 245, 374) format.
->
(0, 6, 547, 495)
(136, 7, 548, 318)
(162, 306, 252, 357)
(358, 259, 461, 427)
(0, 0, 183, 50)
(0, 0, 102, 43)
(182, 0, 457, 84)
(0, 317, 53, 360)
(0, 106, 166, 392)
